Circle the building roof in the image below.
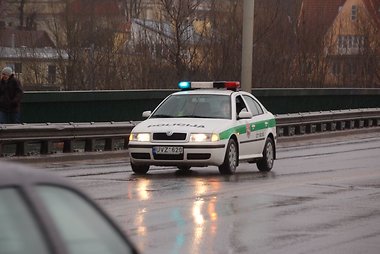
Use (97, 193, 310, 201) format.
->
(0, 47, 68, 60)
(0, 28, 55, 48)
(298, 0, 346, 35)
(363, 0, 380, 27)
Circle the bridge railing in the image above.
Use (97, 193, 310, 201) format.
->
(0, 122, 136, 156)
(1, 108, 379, 157)
(276, 108, 380, 136)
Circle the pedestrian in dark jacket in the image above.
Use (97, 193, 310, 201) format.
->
(0, 67, 23, 124)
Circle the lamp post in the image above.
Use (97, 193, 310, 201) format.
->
(241, 0, 255, 93)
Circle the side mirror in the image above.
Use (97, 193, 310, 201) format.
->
(142, 111, 151, 118)
(238, 111, 252, 119)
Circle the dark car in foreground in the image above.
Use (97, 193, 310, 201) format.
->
(0, 161, 139, 254)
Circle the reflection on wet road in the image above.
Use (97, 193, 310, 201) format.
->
(41, 132, 380, 254)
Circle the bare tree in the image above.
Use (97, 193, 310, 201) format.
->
(252, 0, 301, 88)
(49, 0, 127, 90)
(120, 0, 143, 21)
(203, 0, 243, 81)
(12, 0, 378, 90)
(157, 0, 206, 81)
(18, 0, 26, 28)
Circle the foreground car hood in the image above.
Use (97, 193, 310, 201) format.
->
(132, 118, 231, 133)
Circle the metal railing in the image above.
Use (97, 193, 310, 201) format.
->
(275, 108, 380, 136)
(0, 122, 136, 156)
(1, 108, 379, 157)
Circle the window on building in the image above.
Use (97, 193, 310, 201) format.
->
(360, 36, 366, 49)
(337, 35, 366, 53)
(351, 5, 358, 21)
(332, 62, 341, 76)
(14, 63, 22, 74)
(346, 61, 357, 76)
(338, 35, 344, 48)
(353, 36, 359, 48)
(48, 65, 56, 84)
(348, 36, 352, 48)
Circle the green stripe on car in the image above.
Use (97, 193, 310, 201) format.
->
(219, 118, 276, 140)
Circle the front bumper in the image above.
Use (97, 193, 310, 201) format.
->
(128, 142, 226, 167)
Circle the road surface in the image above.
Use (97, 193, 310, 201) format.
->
(23, 131, 380, 254)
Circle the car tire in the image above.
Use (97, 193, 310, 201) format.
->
(131, 162, 150, 175)
(257, 137, 275, 172)
(218, 139, 238, 175)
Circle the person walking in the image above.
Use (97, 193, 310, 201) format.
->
(0, 67, 23, 124)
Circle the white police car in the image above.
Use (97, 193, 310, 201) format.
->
(128, 81, 276, 175)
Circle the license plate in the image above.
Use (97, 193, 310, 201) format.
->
(153, 146, 183, 155)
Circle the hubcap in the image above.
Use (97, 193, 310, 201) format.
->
(229, 143, 237, 171)
(266, 142, 274, 167)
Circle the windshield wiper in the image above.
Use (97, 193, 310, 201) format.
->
(151, 114, 174, 118)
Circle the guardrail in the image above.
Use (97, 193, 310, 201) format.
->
(0, 122, 136, 156)
(275, 108, 380, 136)
(1, 108, 379, 157)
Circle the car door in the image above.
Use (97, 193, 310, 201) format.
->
(234, 94, 258, 159)
(242, 94, 268, 156)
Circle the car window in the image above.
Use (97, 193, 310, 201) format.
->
(0, 188, 50, 254)
(37, 185, 135, 254)
(243, 95, 264, 116)
(235, 95, 249, 117)
(151, 94, 231, 119)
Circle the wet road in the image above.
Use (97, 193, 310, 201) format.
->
(40, 132, 380, 254)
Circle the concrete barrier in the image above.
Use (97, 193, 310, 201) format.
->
(21, 88, 380, 123)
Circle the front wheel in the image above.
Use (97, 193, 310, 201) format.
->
(257, 137, 275, 172)
(219, 139, 238, 175)
(131, 162, 150, 175)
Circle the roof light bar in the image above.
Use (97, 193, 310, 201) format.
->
(178, 81, 240, 91)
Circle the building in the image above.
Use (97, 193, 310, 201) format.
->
(0, 28, 68, 90)
(325, 0, 380, 86)
(297, 0, 380, 87)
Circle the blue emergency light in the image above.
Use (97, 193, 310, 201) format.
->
(178, 81, 191, 90)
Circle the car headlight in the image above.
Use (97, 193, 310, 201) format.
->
(129, 133, 151, 142)
(190, 133, 219, 142)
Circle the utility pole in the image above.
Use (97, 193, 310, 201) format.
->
(241, 0, 255, 93)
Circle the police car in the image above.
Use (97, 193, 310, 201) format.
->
(128, 81, 276, 175)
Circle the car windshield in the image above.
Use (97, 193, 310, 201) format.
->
(0, 187, 50, 254)
(151, 94, 231, 119)
(37, 185, 135, 254)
